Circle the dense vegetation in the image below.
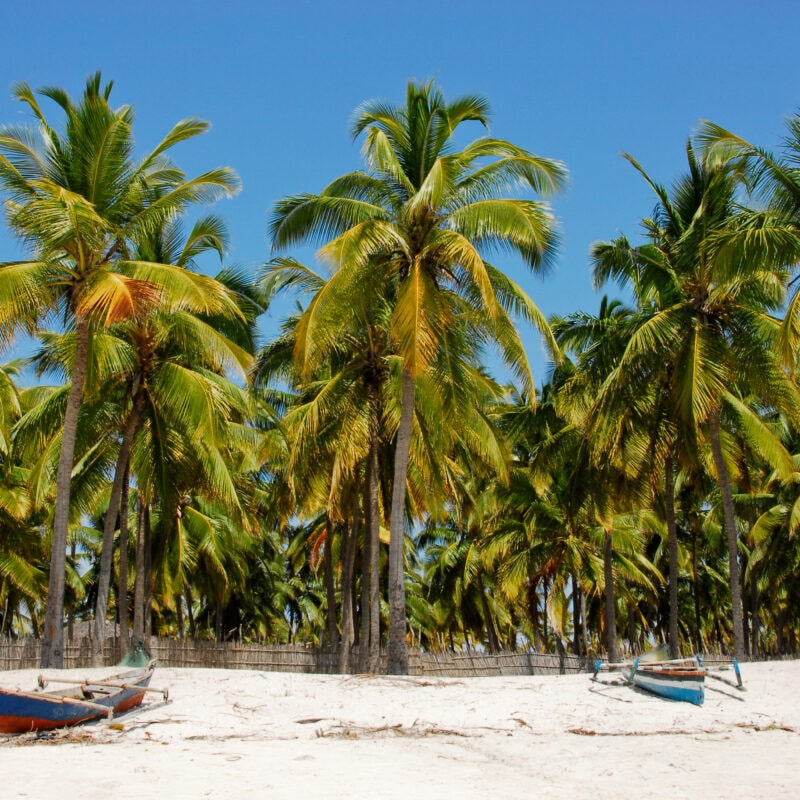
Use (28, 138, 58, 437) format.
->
(1, 75, 799, 672)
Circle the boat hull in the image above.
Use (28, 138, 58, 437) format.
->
(631, 664, 705, 705)
(0, 665, 154, 734)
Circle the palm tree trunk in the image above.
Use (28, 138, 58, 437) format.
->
(41, 315, 91, 669)
(742, 576, 751, 656)
(215, 600, 223, 643)
(68, 541, 76, 643)
(339, 511, 358, 673)
(387, 369, 414, 675)
(708, 409, 745, 661)
(750, 578, 759, 659)
(92, 392, 145, 666)
(527, 577, 541, 650)
(580, 582, 589, 656)
(542, 575, 549, 647)
(132, 493, 146, 646)
(571, 574, 582, 656)
(359, 398, 382, 673)
(665, 454, 680, 659)
(186, 585, 196, 639)
(0, 582, 7, 636)
(358, 511, 371, 672)
(603, 528, 619, 662)
(690, 521, 703, 653)
(143, 503, 153, 644)
(367, 435, 381, 673)
(324, 519, 338, 649)
(627, 597, 638, 654)
(176, 592, 184, 640)
(118, 464, 131, 656)
(477, 572, 500, 654)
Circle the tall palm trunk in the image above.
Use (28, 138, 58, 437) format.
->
(132, 494, 147, 646)
(571, 574, 582, 656)
(92, 392, 145, 665)
(750, 576, 759, 658)
(186, 584, 196, 639)
(176, 592, 185, 640)
(603, 528, 619, 662)
(143, 503, 153, 643)
(117, 464, 131, 656)
(542, 575, 550, 645)
(387, 369, 414, 675)
(324, 518, 337, 648)
(41, 315, 91, 669)
(358, 514, 371, 672)
(338, 508, 358, 673)
(580, 581, 590, 656)
(67, 541, 76, 643)
(708, 409, 745, 660)
(665, 453, 680, 659)
(359, 428, 381, 673)
(691, 522, 704, 653)
(527, 577, 541, 650)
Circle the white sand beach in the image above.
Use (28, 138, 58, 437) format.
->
(2, 660, 798, 799)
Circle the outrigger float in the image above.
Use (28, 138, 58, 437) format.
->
(592, 654, 744, 706)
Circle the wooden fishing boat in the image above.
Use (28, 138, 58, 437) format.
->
(592, 654, 742, 706)
(629, 657, 706, 706)
(0, 661, 162, 734)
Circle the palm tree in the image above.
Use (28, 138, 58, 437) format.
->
(0, 73, 240, 666)
(591, 142, 800, 660)
(255, 257, 392, 669)
(552, 299, 656, 661)
(270, 81, 565, 673)
(589, 252, 698, 658)
(88, 214, 251, 663)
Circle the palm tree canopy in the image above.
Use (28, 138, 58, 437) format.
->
(269, 80, 566, 393)
(0, 71, 241, 344)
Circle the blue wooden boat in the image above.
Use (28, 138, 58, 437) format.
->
(592, 654, 743, 705)
(629, 657, 705, 706)
(0, 662, 159, 734)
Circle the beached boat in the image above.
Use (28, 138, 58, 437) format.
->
(629, 657, 705, 705)
(592, 654, 743, 706)
(0, 661, 162, 734)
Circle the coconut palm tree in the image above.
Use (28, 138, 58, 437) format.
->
(591, 142, 800, 660)
(255, 257, 392, 669)
(270, 81, 565, 673)
(552, 299, 656, 661)
(0, 72, 240, 666)
(87, 214, 252, 663)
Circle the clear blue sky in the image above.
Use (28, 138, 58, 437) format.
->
(2, 1, 799, 384)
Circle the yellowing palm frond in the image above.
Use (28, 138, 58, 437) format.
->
(77, 269, 161, 326)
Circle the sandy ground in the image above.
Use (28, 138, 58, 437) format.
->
(1, 660, 798, 799)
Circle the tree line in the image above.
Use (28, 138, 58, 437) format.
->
(1, 74, 799, 673)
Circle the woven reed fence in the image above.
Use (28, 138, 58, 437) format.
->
(0, 637, 597, 676)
